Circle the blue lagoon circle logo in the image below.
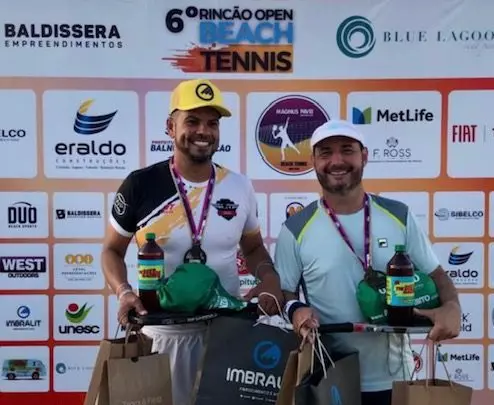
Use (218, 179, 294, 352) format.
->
(336, 16, 376, 58)
(253, 341, 281, 370)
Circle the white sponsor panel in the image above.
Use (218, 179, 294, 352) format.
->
(0, 192, 49, 238)
(0, 295, 49, 341)
(53, 346, 99, 392)
(53, 243, 105, 290)
(433, 191, 485, 238)
(0, 243, 49, 290)
(53, 192, 105, 238)
(348, 91, 441, 179)
(435, 344, 484, 390)
(448, 91, 494, 178)
(53, 294, 105, 342)
(0, 346, 50, 392)
(246, 92, 339, 180)
(43, 90, 139, 179)
(433, 242, 484, 289)
(0, 90, 37, 178)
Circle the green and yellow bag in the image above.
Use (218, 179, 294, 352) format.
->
(356, 268, 440, 324)
(157, 263, 247, 313)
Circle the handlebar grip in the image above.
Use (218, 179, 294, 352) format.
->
(318, 323, 355, 333)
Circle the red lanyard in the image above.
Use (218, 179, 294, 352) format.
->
(321, 194, 371, 271)
(169, 157, 215, 245)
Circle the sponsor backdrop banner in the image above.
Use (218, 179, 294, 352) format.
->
(0, 0, 493, 404)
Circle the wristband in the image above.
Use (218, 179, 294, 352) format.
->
(115, 282, 132, 295)
(284, 300, 310, 324)
(117, 288, 134, 301)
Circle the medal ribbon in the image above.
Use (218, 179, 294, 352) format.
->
(170, 157, 215, 245)
(321, 194, 371, 272)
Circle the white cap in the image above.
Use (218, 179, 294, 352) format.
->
(310, 119, 366, 149)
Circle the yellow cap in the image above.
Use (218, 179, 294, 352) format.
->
(169, 79, 232, 117)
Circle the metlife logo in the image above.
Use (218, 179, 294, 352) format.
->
(433, 242, 484, 289)
(433, 191, 485, 237)
(435, 344, 484, 390)
(347, 91, 441, 179)
(53, 295, 104, 341)
(42, 90, 139, 179)
(458, 294, 484, 339)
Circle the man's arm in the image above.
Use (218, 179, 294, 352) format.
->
(406, 209, 460, 309)
(102, 174, 138, 296)
(239, 179, 278, 281)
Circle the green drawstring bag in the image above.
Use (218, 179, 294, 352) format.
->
(157, 263, 247, 313)
(356, 268, 441, 325)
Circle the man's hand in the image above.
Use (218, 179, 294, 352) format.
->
(292, 306, 319, 342)
(414, 302, 461, 342)
(117, 291, 147, 327)
(243, 273, 285, 316)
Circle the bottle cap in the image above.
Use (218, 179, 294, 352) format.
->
(145, 232, 156, 240)
(395, 244, 406, 252)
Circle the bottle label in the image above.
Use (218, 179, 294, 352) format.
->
(386, 275, 415, 307)
(137, 259, 164, 291)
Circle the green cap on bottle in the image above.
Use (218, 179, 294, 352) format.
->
(145, 232, 156, 240)
(395, 244, 406, 252)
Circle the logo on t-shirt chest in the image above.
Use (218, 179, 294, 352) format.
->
(212, 198, 239, 221)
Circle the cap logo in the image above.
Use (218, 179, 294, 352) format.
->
(195, 83, 214, 101)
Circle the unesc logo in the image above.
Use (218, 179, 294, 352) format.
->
(336, 16, 376, 58)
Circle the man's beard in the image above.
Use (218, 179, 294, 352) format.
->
(316, 166, 363, 195)
(175, 135, 217, 164)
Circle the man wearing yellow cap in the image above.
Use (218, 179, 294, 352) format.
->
(102, 79, 283, 405)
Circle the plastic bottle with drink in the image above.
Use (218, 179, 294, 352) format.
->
(137, 232, 164, 313)
(385, 244, 415, 326)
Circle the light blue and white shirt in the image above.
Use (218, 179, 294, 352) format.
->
(274, 194, 440, 392)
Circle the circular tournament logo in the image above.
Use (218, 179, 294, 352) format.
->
(195, 83, 214, 101)
(412, 350, 423, 373)
(236, 250, 249, 276)
(253, 341, 282, 370)
(255, 95, 330, 176)
(285, 202, 304, 219)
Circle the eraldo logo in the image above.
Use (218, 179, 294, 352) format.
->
(58, 303, 99, 335)
(162, 6, 294, 73)
(55, 99, 124, 158)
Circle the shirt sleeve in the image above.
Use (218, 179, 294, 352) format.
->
(110, 172, 138, 238)
(406, 209, 440, 274)
(274, 224, 303, 293)
(242, 178, 261, 236)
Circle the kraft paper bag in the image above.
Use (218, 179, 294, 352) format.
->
(107, 352, 173, 405)
(294, 351, 361, 405)
(391, 379, 472, 405)
(391, 342, 473, 405)
(275, 344, 313, 405)
(84, 332, 155, 405)
(194, 314, 299, 405)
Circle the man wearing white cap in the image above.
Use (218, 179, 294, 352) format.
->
(274, 120, 460, 404)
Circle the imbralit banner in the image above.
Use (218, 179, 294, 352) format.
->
(0, 1, 493, 405)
